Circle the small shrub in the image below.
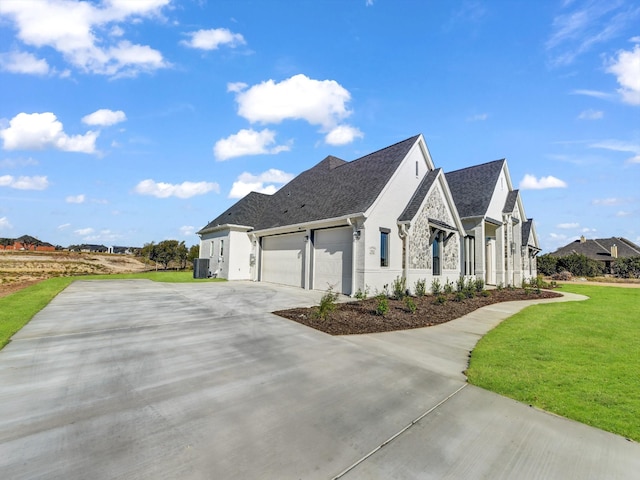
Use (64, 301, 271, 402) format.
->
(443, 280, 454, 295)
(375, 294, 389, 316)
(474, 278, 485, 293)
(404, 296, 417, 313)
(414, 278, 427, 297)
(430, 278, 442, 295)
(496, 282, 504, 291)
(481, 290, 490, 297)
(382, 283, 390, 297)
(316, 286, 338, 320)
(433, 294, 447, 305)
(552, 270, 572, 281)
(392, 276, 407, 300)
(354, 285, 370, 300)
(454, 291, 465, 302)
(524, 286, 532, 295)
(456, 276, 465, 292)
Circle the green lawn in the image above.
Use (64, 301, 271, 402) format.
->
(0, 272, 223, 349)
(467, 284, 640, 441)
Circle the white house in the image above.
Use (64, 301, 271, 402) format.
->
(198, 135, 540, 294)
(445, 160, 540, 286)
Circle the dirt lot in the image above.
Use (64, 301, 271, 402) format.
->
(0, 251, 149, 298)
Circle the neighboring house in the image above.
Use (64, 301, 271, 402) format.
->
(445, 160, 540, 286)
(0, 235, 56, 252)
(198, 135, 466, 295)
(78, 244, 108, 253)
(549, 236, 640, 273)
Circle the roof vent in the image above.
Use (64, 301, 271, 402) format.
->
(580, 235, 586, 243)
(611, 244, 618, 258)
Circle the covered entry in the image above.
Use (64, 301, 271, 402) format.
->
(261, 233, 305, 288)
(313, 227, 353, 295)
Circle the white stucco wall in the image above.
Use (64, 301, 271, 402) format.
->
(359, 142, 433, 293)
(199, 227, 253, 280)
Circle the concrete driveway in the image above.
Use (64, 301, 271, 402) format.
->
(0, 280, 638, 479)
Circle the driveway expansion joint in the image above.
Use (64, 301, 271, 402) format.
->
(332, 383, 468, 479)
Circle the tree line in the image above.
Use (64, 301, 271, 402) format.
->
(537, 252, 640, 279)
(139, 240, 199, 270)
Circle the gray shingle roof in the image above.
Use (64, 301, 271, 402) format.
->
(198, 191, 270, 233)
(398, 168, 441, 222)
(550, 237, 640, 261)
(521, 219, 536, 247)
(198, 135, 421, 233)
(503, 189, 519, 214)
(445, 159, 505, 218)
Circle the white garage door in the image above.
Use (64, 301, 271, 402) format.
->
(314, 227, 352, 295)
(262, 233, 305, 288)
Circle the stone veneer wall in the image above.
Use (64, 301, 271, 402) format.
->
(408, 185, 459, 270)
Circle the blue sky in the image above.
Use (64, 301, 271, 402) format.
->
(0, 0, 638, 252)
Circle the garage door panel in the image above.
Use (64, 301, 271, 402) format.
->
(314, 227, 352, 295)
(262, 233, 304, 288)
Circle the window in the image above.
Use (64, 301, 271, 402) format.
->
(433, 233, 441, 275)
(220, 239, 224, 257)
(210, 241, 214, 257)
(380, 229, 389, 267)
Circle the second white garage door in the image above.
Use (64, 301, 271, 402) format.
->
(262, 233, 305, 288)
(314, 227, 353, 295)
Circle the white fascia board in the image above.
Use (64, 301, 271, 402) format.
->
(198, 223, 253, 236)
(252, 213, 366, 237)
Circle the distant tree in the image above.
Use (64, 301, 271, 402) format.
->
(537, 254, 558, 276)
(612, 256, 640, 279)
(19, 236, 39, 251)
(155, 240, 179, 270)
(140, 241, 158, 267)
(0, 238, 13, 249)
(176, 241, 188, 269)
(557, 253, 604, 277)
(187, 244, 199, 266)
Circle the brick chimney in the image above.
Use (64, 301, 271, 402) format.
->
(580, 235, 586, 243)
(611, 244, 618, 258)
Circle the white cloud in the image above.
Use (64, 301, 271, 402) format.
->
(66, 194, 85, 204)
(57, 223, 71, 230)
(233, 74, 353, 129)
(616, 210, 632, 217)
(590, 140, 640, 164)
(134, 179, 220, 198)
(0, 216, 12, 230)
(83, 229, 122, 242)
(324, 125, 364, 146)
(557, 222, 579, 229)
(0, 112, 98, 153)
(74, 227, 94, 236)
(577, 109, 603, 119)
(519, 174, 568, 190)
(592, 197, 624, 206)
(546, 2, 638, 66)
(466, 113, 489, 122)
(214, 128, 290, 161)
(570, 89, 614, 99)
(181, 28, 246, 50)
(0, 0, 170, 78)
(607, 44, 640, 105)
(0, 51, 49, 75)
(228, 168, 294, 199)
(227, 82, 248, 93)
(82, 109, 126, 126)
(631, 36, 640, 43)
(0, 174, 49, 190)
(180, 225, 195, 236)
(0, 157, 39, 168)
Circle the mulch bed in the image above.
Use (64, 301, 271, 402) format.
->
(274, 288, 562, 335)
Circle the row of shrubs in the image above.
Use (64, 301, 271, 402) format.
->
(538, 253, 640, 279)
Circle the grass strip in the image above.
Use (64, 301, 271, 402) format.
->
(467, 284, 640, 442)
(0, 271, 224, 349)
